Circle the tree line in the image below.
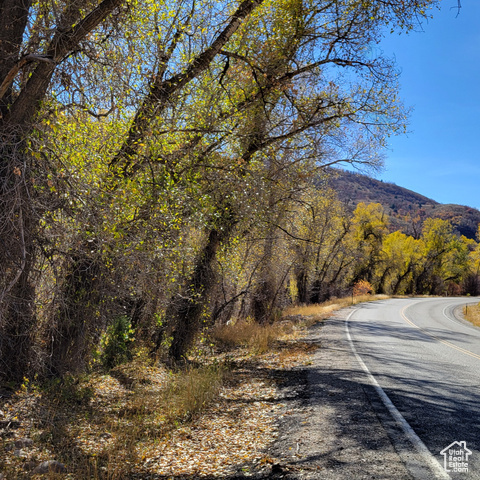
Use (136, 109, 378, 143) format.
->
(0, 0, 439, 381)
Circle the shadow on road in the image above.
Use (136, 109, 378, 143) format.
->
(266, 310, 480, 479)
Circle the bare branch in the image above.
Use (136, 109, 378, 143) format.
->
(0, 55, 54, 102)
(7, 0, 125, 126)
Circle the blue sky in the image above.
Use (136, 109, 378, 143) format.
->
(374, 1, 480, 209)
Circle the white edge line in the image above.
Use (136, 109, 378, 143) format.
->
(345, 309, 450, 480)
(442, 305, 459, 326)
(442, 301, 478, 330)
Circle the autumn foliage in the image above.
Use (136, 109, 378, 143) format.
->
(353, 280, 374, 297)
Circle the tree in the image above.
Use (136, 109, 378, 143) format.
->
(288, 187, 352, 303)
(379, 231, 422, 294)
(350, 202, 389, 287)
(416, 218, 467, 294)
(0, 0, 127, 380)
(0, 0, 438, 379)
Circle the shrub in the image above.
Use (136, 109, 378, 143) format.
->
(353, 280, 374, 296)
(100, 316, 135, 369)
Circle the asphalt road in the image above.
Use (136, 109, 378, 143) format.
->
(347, 297, 480, 479)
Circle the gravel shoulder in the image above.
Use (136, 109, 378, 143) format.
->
(268, 307, 413, 479)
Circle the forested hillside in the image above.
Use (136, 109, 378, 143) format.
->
(326, 169, 480, 239)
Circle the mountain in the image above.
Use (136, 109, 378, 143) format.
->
(323, 169, 480, 240)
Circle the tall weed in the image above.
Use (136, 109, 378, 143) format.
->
(213, 320, 283, 354)
(164, 364, 224, 421)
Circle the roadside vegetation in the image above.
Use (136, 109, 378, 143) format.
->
(5, 288, 475, 477)
(0, 0, 445, 385)
(463, 303, 480, 328)
(0, 294, 391, 479)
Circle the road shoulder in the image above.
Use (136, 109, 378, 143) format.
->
(269, 307, 413, 479)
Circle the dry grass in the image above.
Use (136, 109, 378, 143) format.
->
(213, 295, 391, 354)
(164, 364, 225, 421)
(212, 295, 390, 354)
(464, 302, 480, 327)
(284, 294, 390, 326)
(212, 320, 290, 354)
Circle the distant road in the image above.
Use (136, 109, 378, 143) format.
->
(347, 297, 480, 479)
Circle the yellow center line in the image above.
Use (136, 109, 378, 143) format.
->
(401, 304, 480, 361)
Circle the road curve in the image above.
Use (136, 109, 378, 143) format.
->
(347, 297, 480, 479)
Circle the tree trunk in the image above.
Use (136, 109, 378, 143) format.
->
(251, 219, 280, 324)
(377, 266, 390, 294)
(392, 263, 413, 295)
(0, 0, 126, 383)
(0, 244, 36, 382)
(0, 134, 38, 382)
(167, 209, 236, 363)
(0, 0, 32, 116)
(46, 253, 102, 376)
(295, 266, 309, 304)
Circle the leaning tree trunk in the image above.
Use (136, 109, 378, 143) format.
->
(392, 263, 413, 295)
(0, 0, 126, 382)
(252, 224, 278, 324)
(167, 209, 236, 363)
